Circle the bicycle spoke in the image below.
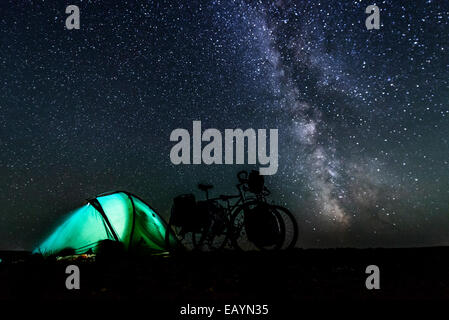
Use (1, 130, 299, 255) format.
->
(168, 171, 298, 252)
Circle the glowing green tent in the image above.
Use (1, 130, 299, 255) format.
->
(34, 191, 177, 255)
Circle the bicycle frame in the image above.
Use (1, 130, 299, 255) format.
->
(166, 171, 298, 250)
(195, 183, 264, 247)
(167, 171, 289, 251)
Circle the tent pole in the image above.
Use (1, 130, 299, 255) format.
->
(88, 199, 120, 242)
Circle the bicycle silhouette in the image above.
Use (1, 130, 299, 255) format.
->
(165, 170, 298, 251)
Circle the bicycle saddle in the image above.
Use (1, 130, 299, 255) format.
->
(198, 184, 213, 191)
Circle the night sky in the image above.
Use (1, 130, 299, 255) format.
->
(1, 0, 449, 250)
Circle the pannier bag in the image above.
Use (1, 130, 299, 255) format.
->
(244, 203, 283, 247)
(171, 194, 197, 230)
(171, 195, 212, 232)
(248, 170, 265, 194)
(196, 200, 226, 234)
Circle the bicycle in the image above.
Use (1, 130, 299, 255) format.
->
(165, 170, 298, 251)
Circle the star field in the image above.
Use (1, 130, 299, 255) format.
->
(1, 0, 449, 249)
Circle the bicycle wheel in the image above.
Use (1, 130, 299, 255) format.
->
(229, 201, 285, 251)
(164, 221, 193, 251)
(269, 205, 298, 250)
(192, 201, 228, 251)
(192, 227, 227, 251)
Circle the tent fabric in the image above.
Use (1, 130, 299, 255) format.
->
(34, 191, 177, 255)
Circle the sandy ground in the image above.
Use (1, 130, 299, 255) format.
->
(1, 247, 448, 314)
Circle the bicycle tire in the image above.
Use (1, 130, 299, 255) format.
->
(269, 205, 298, 250)
(229, 201, 286, 251)
(191, 200, 229, 251)
(164, 219, 182, 252)
(192, 222, 228, 251)
(164, 208, 196, 252)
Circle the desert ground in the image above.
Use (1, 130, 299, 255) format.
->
(1, 247, 448, 314)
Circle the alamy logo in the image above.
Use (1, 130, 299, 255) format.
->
(169, 121, 278, 175)
(365, 265, 380, 290)
(365, 5, 380, 30)
(65, 5, 80, 30)
(65, 265, 80, 290)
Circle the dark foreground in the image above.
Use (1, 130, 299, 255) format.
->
(1, 247, 449, 313)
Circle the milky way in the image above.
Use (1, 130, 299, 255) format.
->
(1, 0, 449, 249)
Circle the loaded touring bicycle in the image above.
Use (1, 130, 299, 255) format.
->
(165, 170, 298, 251)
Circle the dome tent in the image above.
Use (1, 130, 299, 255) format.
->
(34, 191, 177, 255)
